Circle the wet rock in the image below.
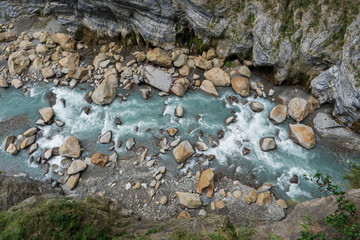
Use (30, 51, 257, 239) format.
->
(146, 48, 172, 67)
(143, 65, 173, 92)
(11, 79, 23, 89)
(99, 130, 112, 144)
(231, 76, 249, 97)
(170, 138, 181, 147)
(52, 33, 75, 52)
(167, 128, 178, 137)
(43, 149, 52, 160)
(59, 136, 81, 158)
(126, 138, 136, 150)
(200, 80, 219, 97)
(226, 96, 238, 105)
(66, 173, 80, 190)
(243, 147, 250, 155)
(288, 98, 309, 122)
(289, 124, 315, 150)
(67, 160, 87, 175)
(171, 78, 190, 97)
(91, 153, 109, 167)
(91, 77, 117, 105)
(217, 130, 224, 139)
(56, 120, 65, 127)
(290, 174, 299, 184)
(225, 116, 236, 125)
(8, 51, 30, 76)
(115, 117, 122, 125)
(109, 151, 118, 162)
(196, 169, 214, 197)
(2, 136, 14, 151)
(258, 183, 274, 193)
(6, 143, 18, 155)
(269, 104, 287, 124)
(174, 104, 184, 118)
(195, 140, 208, 151)
(250, 101, 264, 112)
(24, 127, 37, 138)
(29, 143, 38, 154)
(173, 140, 195, 163)
(260, 137, 277, 152)
(20, 135, 36, 149)
(176, 192, 202, 208)
(204, 68, 230, 86)
(82, 107, 91, 115)
(38, 107, 54, 123)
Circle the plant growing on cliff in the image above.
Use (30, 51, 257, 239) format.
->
(344, 159, 360, 189)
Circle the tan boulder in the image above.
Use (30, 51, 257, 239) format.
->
(177, 210, 191, 219)
(288, 124, 315, 149)
(11, 79, 23, 89)
(178, 65, 190, 76)
(215, 200, 225, 209)
(269, 104, 287, 124)
(194, 57, 212, 70)
(32, 57, 42, 71)
(306, 96, 320, 114)
(52, 33, 75, 52)
(20, 135, 36, 149)
(232, 190, 242, 199)
(288, 97, 308, 122)
(146, 48, 172, 67)
(256, 192, 271, 206)
(231, 76, 249, 97)
(59, 136, 81, 158)
(93, 53, 108, 69)
(173, 140, 195, 163)
(0, 76, 8, 88)
(38, 107, 54, 123)
(200, 80, 219, 97)
(167, 128, 178, 137)
(8, 51, 30, 76)
(91, 153, 109, 167)
(204, 68, 230, 86)
(42, 67, 55, 79)
(176, 192, 202, 208)
(6, 143, 18, 155)
(276, 199, 288, 209)
(249, 189, 257, 202)
(171, 78, 190, 97)
(239, 65, 251, 78)
(66, 173, 80, 190)
(0, 31, 17, 42)
(196, 169, 215, 197)
(260, 137, 277, 152)
(91, 76, 117, 105)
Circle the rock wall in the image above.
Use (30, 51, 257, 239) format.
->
(1, 0, 359, 129)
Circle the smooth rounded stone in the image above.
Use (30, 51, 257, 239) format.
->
(20, 135, 36, 149)
(58, 174, 69, 184)
(42, 67, 55, 79)
(232, 190, 242, 199)
(174, 53, 188, 67)
(55, 120, 65, 127)
(176, 192, 202, 208)
(215, 200, 225, 209)
(179, 65, 190, 76)
(147, 160, 155, 167)
(177, 210, 191, 219)
(66, 173, 80, 190)
(250, 101, 264, 112)
(231, 76, 249, 97)
(6, 143, 18, 155)
(160, 196, 168, 205)
(146, 48, 172, 67)
(290, 174, 299, 184)
(269, 89, 275, 96)
(126, 138, 136, 150)
(225, 116, 236, 125)
(167, 128, 178, 137)
(125, 182, 132, 190)
(43, 149, 52, 160)
(52, 147, 60, 156)
(67, 160, 87, 175)
(288, 97, 309, 122)
(204, 68, 230, 86)
(200, 80, 219, 97)
(171, 78, 190, 97)
(174, 104, 184, 118)
(198, 209, 207, 216)
(242, 147, 250, 155)
(29, 143, 38, 154)
(173, 140, 195, 163)
(288, 124, 315, 149)
(196, 169, 214, 198)
(256, 192, 271, 206)
(36, 119, 45, 126)
(23, 127, 37, 138)
(239, 65, 251, 78)
(269, 104, 287, 124)
(52, 33, 75, 52)
(59, 136, 81, 158)
(276, 199, 288, 209)
(93, 53, 108, 69)
(2, 136, 14, 151)
(11, 79, 23, 89)
(260, 137, 277, 152)
(99, 130, 112, 144)
(195, 140, 208, 151)
(38, 107, 54, 123)
(91, 77, 117, 105)
(8, 51, 30, 76)
(109, 152, 118, 162)
(69, 79, 77, 89)
(100, 59, 111, 68)
(170, 138, 181, 147)
(158, 91, 169, 97)
(256, 88, 263, 97)
(91, 153, 109, 167)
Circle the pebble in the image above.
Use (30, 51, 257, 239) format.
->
(160, 196, 168, 205)
(125, 182, 131, 190)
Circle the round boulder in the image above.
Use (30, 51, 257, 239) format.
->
(269, 104, 287, 124)
(260, 137, 277, 152)
(231, 76, 249, 97)
(204, 68, 230, 86)
(288, 124, 315, 149)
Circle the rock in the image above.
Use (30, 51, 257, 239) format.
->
(8, 51, 30, 76)
(204, 68, 230, 86)
(160, 196, 168, 205)
(174, 53, 187, 67)
(43, 149, 52, 160)
(100, 60, 110, 68)
(250, 81, 257, 90)
(24, 127, 37, 137)
(38, 107, 54, 123)
(195, 140, 208, 151)
(0, 76, 8, 88)
(232, 190, 242, 199)
(306, 96, 320, 114)
(276, 199, 288, 209)
(146, 48, 172, 67)
(288, 124, 316, 150)
(167, 128, 178, 137)
(249, 189, 257, 203)
(217, 130, 224, 139)
(59, 136, 81, 158)
(19, 40, 34, 50)
(194, 57, 212, 70)
(0, 31, 17, 42)
(290, 174, 299, 184)
(250, 101, 264, 112)
(206, 48, 216, 60)
(99, 130, 112, 144)
(260, 137, 277, 152)
(29, 143, 38, 154)
(2, 136, 14, 151)
(66, 173, 80, 190)
(200, 80, 219, 97)
(140, 88, 151, 100)
(269, 104, 287, 124)
(177, 210, 191, 219)
(174, 104, 184, 118)
(196, 169, 214, 197)
(256, 192, 271, 206)
(258, 183, 274, 192)
(91, 153, 109, 167)
(239, 66, 251, 78)
(71, 67, 88, 80)
(109, 152, 118, 162)
(35, 44, 48, 54)
(143, 65, 173, 92)
(243, 147, 250, 155)
(225, 116, 236, 125)
(288, 98, 309, 122)
(56, 120, 65, 127)
(42, 67, 55, 79)
(173, 140, 195, 163)
(176, 192, 202, 208)
(132, 182, 141, 189)
(171, 78, 190, 97)
(93, 53, 108, 69)
(269, 89, 275, 96)
(91, 77, 117, 105)
(67, 160, 87, 175)
(215, 200, 225, 209)
(126, 138, 136, 150)
(52, 33, 75, 52)
(231, 76, 249, 97)
(179, 65, 190, 76)
(20, 135, 36, 149)
(170, 138, 181, 147)
(11, 79, 23, 89)
(198, 209, 207, 216)
(6, 143, 18, 155)
(115, 117, 122, 125)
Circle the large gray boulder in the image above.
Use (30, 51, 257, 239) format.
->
(143, 65, 173, 92)
(8, 51, 30, 76)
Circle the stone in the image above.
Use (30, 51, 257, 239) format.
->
(276, 199, 288, 209)
(173, 140, 195, 163)
(232, 190, 242, 199)
(239, 66, 251, 78)
(256, 192, 271, 206)
(243, 147, 250, 155)
(206, 48, 216, 60)
(250, 101, 264, 112)
(59, 136, 81, 158)
(195, 140, 208, 151)
(179, 65, 190, 76)
(146, 48, 172, 67)
(170, 138, 181, 147)
(72, 67, 88, 80)
(260, 137, 277, 152)
(173, 53, 188, 67)
(143, 65, 173, 92)
(231, 76, 249, 97)
(8, 51, 30, 76)
(38, 107, 54, 123)
(288, 98, 309, 122)
(177, 210, 191, 219)
(160, 196, 168, 205)
(52, 33, 75, 52)
(126, 138, 136, 150)
(174, 104, 184, 118)
(109, 152, 118, 162)
(198, 209, 207, 216)
(91, 153, 109, 167)
(56, 120, 65, 127)
(36, 44, 48, 54)
(167, 128, 178, 137)
(20, 136, 36, 149)
(6, 143, 18, 155)
(23, 127, 37, 138)
(269, 104, 287, 124)
(289, 124, 316, 149)
(67, 160, 87, 175)
(29, 143, 38, 154)
(200, 80, 219, 97)
(43, 149, 52, 160)
(171, 78, 190, 97)
(0, 31, 17, 42)
(2, 136, 14, 151)
(176, 192, 202, 208)
(11, 79, 23, 89)
(194, 57, 212, 70)
(225, 116, 236, 125)
(0, 76, 8, 88)
(66, 173, 80, 190)
(91, 77, 117, 105)
(99, 130, 112, 144)
(132, 182, 141, 189)
(99, 59, 110, 68)
(19, 40, 35, 50)
(290, 174, 299, 184)
(42, 67, 55, 79)
(93, 53, 108, 69)
(306, 96, 320, 114)
(140, 88, 151, 100)
(215, 200, 225, 209)
(258, 183, 274, 192)
(196, 169, 214, 197)
(204, 68, 230, 86)
(249, 189, 257, 203)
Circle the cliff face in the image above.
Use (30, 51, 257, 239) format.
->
(1, 0, 359, 129)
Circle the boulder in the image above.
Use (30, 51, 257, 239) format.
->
(232, 190, 242, 199)
(288, 98, 309, 122)
(8, 51, 30, 76)
(196, 169, 214, 197)
(32, 57, 42, 71)
(204, 68, 230, 86)
(93, 53, 108, 69)
(215, 200, 225, 209)
(99, 130, 112, 144)
(67, 160, 87, 175)
(250, 101, 264, 112)
(38, 107, 54, 123)
(276, 199, 288, 209)
(20, 136, 36, 149)
(249, 189, 257, 202)
(2, 136, 14, 151)
(288, 124, 315, 149)
(167, 128, 178, 137)
(19, 40, 35, 50)
(6, 143, 18, 155)
(174, 104, 184, 118)
(71, 67, 88, 80)
(171, 78, 190, 97)
(256, 192, 271, 206)
(59, 136, 81, 158)
(177, 210, 191, 219)
(194, 57, 212, 70)
(179, 65, 190, 76)
(200, 80, 219, 97)
(23, 127, 37, 138)
(42, 67, 55, 79)
(146, 48, 172, 67)
(140, 88, 151, 100)
(176, 192, 202, 208)
(0, 31, 17, 42)
(260, 137, 277, 152)
(66, 173, 80, 190)
(0, 76, 8, 88)
(269, 104, 287, 124)
(35, 44, 48, 54)
(143, 65, 173, 92)
(306, 96, 320, 114)
(11, 79, 23, 89)
(91, 153, 109, 167)
(239, 66, 251, 78)
(91, 77, 117, 105)
(231, 76, 249, 97)
(173, 53, 188, 67)
(195, 140, 208, 151)
(173, 140, 195, 163)
(52, 33, 75, 52)
(43, 149, 52, 160)
(126, 138, 136, 150)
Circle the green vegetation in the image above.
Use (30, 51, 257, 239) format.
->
(344, 160, 360, 189)
(244, 13, 255, 27)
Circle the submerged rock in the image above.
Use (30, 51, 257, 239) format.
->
(289, 124, 315, 150)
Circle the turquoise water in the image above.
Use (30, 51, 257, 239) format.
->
(0, 83, 354, 200)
